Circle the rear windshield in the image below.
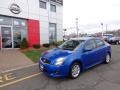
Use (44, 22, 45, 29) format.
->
(58, 40, 84, 51)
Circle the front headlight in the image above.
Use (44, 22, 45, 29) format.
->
(55, 57, 65, 66)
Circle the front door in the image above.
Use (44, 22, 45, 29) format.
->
(1, 26, 12, 48)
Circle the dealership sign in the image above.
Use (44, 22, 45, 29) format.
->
(9, 3, 21, 14)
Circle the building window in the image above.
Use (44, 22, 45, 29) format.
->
(39, 1, 46, 9)
(0, 16, 28, 48)
(50, 4, 56, 12)
(0, 16, 12, 25)
(49, 23, 57, 43)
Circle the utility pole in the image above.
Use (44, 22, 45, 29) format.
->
(106, 24, 108, 34)
(64, 29, 66, 37)
(101, 23, 104, 36)
(76, 18, 79, 38)
(63, 29, 67, 41)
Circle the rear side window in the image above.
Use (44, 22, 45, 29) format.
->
(95, 39, 105, 47)
(84, 40, 96, 50)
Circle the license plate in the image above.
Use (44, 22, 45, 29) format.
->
(40, 64, 44, 71)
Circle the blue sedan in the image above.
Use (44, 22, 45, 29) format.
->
(39, 37, 111, 79)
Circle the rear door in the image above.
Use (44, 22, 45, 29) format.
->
(94, 39, 106, 63)
(82, 40, 97, 69)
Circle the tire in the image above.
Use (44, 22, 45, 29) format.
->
(116, 41, 119, 45)
(118, 40, 120, 45)
(104, 54, 111, 64)
(69, 62, 81, 79)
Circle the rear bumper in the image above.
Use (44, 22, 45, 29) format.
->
(39, 60, 69, 78)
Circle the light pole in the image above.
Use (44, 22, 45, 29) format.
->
(106, 24, 108, 33)
(101, 23, 104, 36)
(63, 29, 67, 41)
(76, 18, 79, 38)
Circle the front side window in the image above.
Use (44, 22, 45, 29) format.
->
(40, 1, 46, 9)
(95, 39, 104, 47)
(84, 40, 96, 51)
(50, 4, 56, 12)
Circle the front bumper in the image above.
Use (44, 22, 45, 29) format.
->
(39, 60, 69, 78)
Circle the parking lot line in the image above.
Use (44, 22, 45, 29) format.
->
(0, 73, 41, 88)
(0, 63, 38, 74)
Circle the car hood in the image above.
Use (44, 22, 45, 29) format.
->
(42, 48, 73, 62)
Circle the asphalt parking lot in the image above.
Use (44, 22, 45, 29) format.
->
(0, 45, 120, 90)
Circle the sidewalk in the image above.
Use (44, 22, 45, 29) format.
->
(0, 49, 33, 72)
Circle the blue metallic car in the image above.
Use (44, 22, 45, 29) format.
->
(39, 37, 111, 79)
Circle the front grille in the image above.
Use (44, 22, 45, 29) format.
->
(41, 58, 51, 64)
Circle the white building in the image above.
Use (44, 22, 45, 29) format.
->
(0, 0, 63, 48)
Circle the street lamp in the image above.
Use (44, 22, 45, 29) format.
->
(63, 29, 67, 41)
(76, 18, 79, 38)
(101, 23, 104, 35)
(106, 24, 108, 33)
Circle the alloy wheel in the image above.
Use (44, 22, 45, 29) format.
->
(71, 63, 80, 78)
(105, 54, 111, 64)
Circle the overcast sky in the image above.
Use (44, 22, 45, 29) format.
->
(63, 0, 120, 34)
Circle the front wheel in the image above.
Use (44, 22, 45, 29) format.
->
(69, 62, 81, 79)
(104, 54, 111, 64)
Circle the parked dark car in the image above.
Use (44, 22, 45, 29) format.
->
(108, 36, 120, 45)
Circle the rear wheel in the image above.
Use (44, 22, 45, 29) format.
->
(104, 54, 111, 64)
(116, 41, 119, 45)
(118, 40, 120, 45)
(69, 62, 81, 79)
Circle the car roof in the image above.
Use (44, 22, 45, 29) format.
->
(70, 37, 95, 41)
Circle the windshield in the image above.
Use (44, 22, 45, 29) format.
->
(58, 40, 84, 51)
